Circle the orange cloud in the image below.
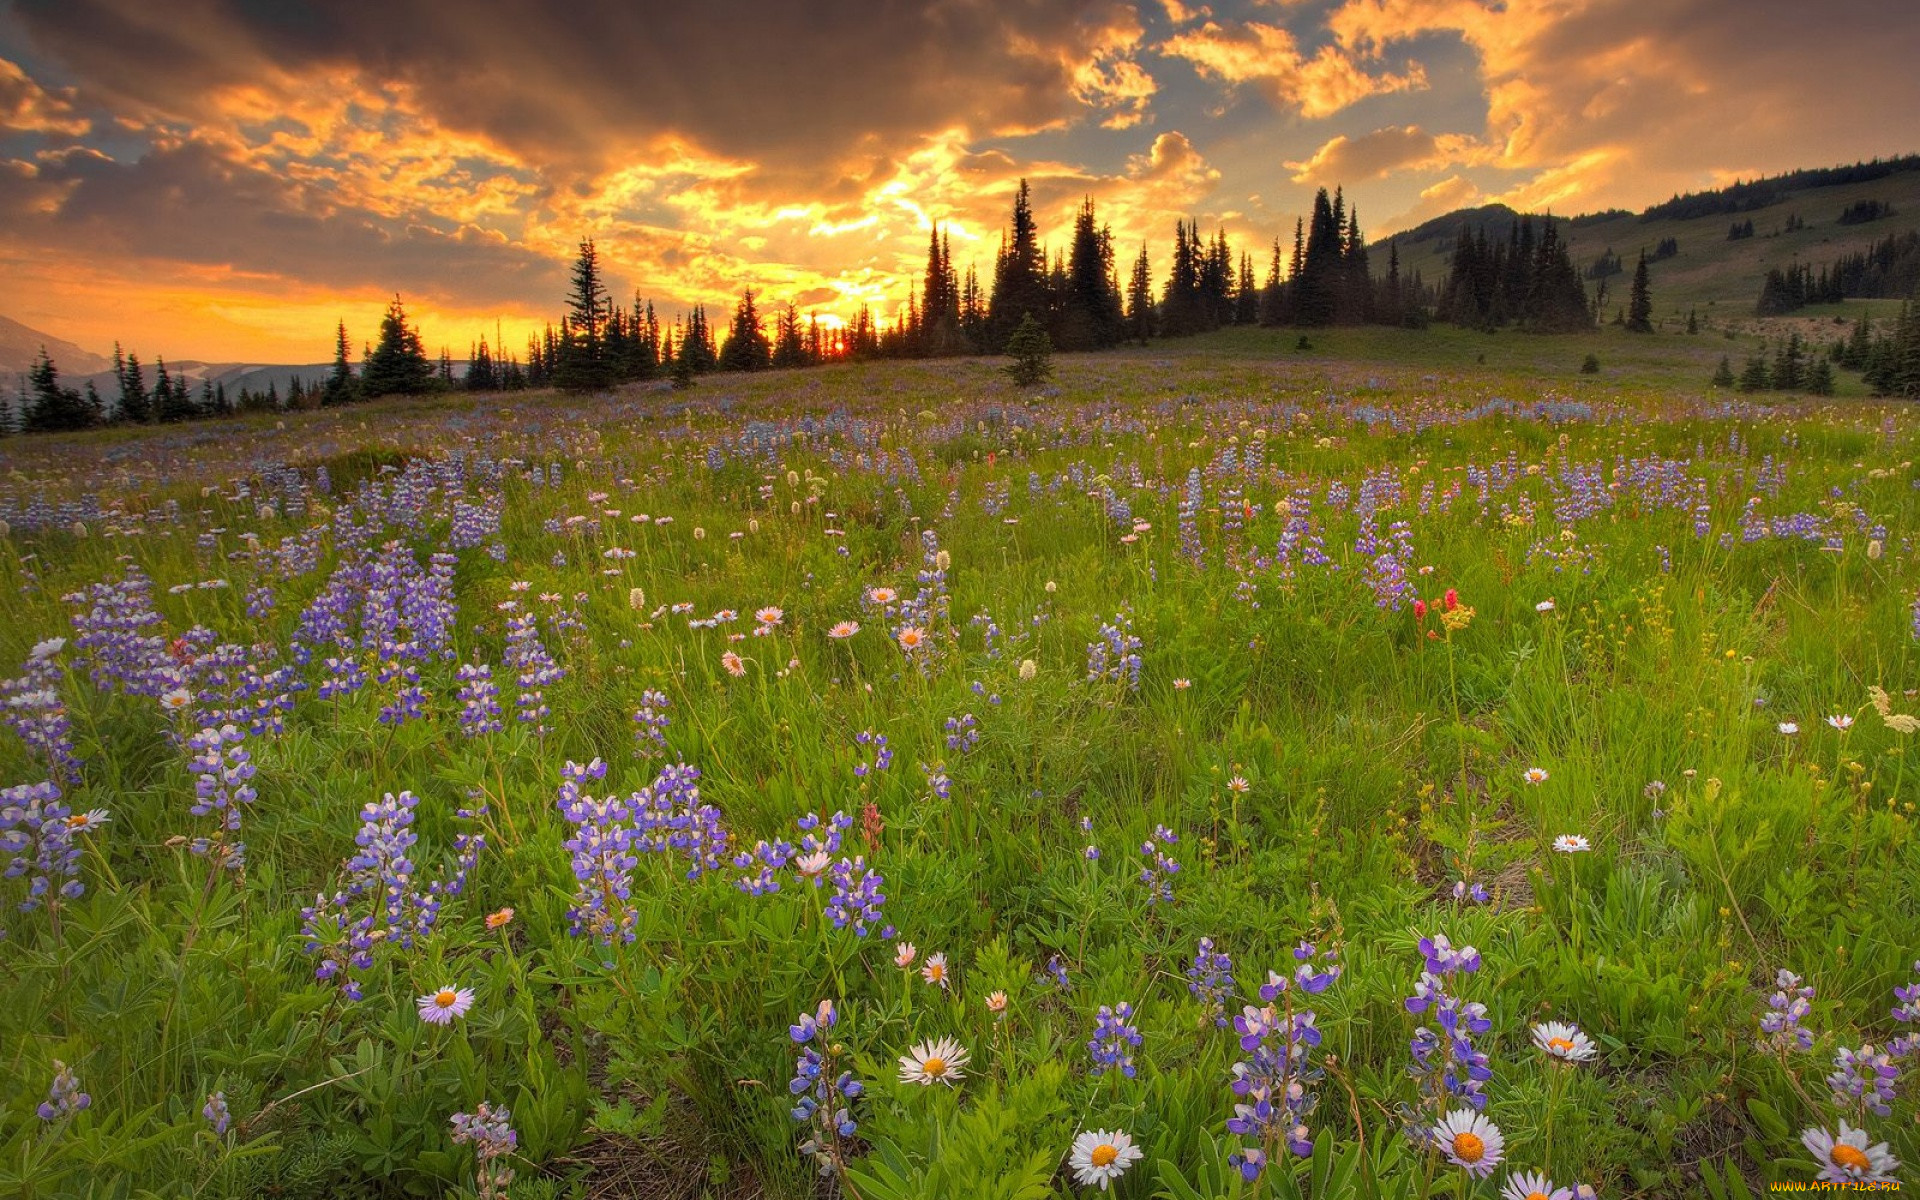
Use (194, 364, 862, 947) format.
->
(1286, 125, 1491, 183)
(1159, 19, 1428, 118)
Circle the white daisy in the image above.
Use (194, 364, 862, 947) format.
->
(1501, 1171, 1571, 1200)
(897, 1036, 969, 1086)
(1826, 714, 1853, 731)
(1801, 1121, 1900, 1183)
(1069, 1128, 1144, 1190)
(1536, 599, 1556, 613)
(794, 851, 831, 878)
(1552, 834, 1591, 854)
(1524, 767, 1549, 785)
(921, 952, 951, 989)
(1531, 1021, 1597, 1062)
(1430, 1109, 1504, 1178)
(63, 809, 111, 833)
(1778, 721, 1800, 736)
(29, 637, 66, 660)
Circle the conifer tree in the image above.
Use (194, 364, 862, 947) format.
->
(117, 345, 151, 423)
(1003, 313, 1053, 386)
(987, 180, 1049, 350)
(24, 348, 95, 432)
(717, 288, 772, 372)
(324, 319, 360, 406)
(361, 297, 435, 396)
(555, 238, 616, 391)
(1125, 243, 1155, 345)
(1058, 197, 1124, 351)
(1711, 356, 1736, 388)
(1625, 251, 1654, 332)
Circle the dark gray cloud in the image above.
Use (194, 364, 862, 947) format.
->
(0, 139, 562, 305)
(10, 0, 1149, 173)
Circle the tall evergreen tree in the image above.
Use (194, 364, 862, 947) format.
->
(117, 345, 151, 423)
(1057, 197, 1124, 351)
(24, 348, 95, 433)
(717, 288, 772, 372)
(323, 319, 360, 406)
(1294, 189, 1344, 327)
(1625, 251, 1654, 332)
(987, 179, 1049, 350)
(361, 296, 435, 396)
(555, 238, 616, 391)
(1125, 243, 1155, 345)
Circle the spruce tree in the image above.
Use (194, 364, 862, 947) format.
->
(323, 320, 360, 406)
(1002, 312, 1053, 386)
(1806, 358, 1835, 395)
(1059, 197, 1123, 351)
(987, 180, 1049, 350)
(362, 297, 435, 397)
(717, 288, 772, 372)
(24, 348, 94, 433)
(1711, 356, 1736, 388)
(1738, 352, 1771, 393)
(555, 238, 616, 391)
(1125, 243, 1154, 345)
(1625, 252, 1654, 332)
(117, 346, 150, 423)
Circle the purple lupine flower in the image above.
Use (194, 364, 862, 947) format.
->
(1893, 960, 1920, 1060)
(203, 1090, 231, 1135)
(187, 724, 256, 870)
(1046, 954, 1073, 991)
(1829, 1044, 1899, 1119)
(556, 759, 638, 946)
(1089, 1001, 1143, 1077)
(852, 729, 891, 776)
(456, 663, 502, 736)
(1760, 969, 1816, 1052)
(1086, 610, 1144, 691)
(1188, 937, 1236, 1028)
(1137, 824, 1179, 904)
(2, 780, 86, 913)
(36, 1061, 89, 1121)
(504, 611, 563, 733)
(944, 712, 979, 755)
(789, 1000, 863, 1174)
(632, 689, 671, 758)
(1403, 937, 1494, 1134)
(824, 856, 887, 936)
(1227, 944, 1338, 1177)
(449, 1103, 517, 1200)
(1, 638, 82, 782)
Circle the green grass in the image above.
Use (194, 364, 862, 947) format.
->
(0, 337, 1915, 1199)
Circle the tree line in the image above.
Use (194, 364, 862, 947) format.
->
(10, 177, 1622, 431)
(1756, 230, 1920, 315)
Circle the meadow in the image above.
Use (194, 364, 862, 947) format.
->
(0, 332, 1916, 1198)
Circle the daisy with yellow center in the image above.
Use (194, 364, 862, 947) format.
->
(897, 626, 927, 651)
(1069, 1128, 1143, 1190)
(1801, 1121, 1900, 1183)
(721, 651, 746, 677)
(827, 620, 860, 639)
(985, 990, 1008, 1015)
(1500, 1171, 1571, 1200)
(897, 1036, 969, 1086)
(64, 809, 111, 831)
(1530, 1021, 1596, 1063)
(893, 942, 918, 969)
(1524, 767, 1549, 785)
(868, 587, 897, 605)
(1430, 1109, 1504, 1178)
(416, 985, 475, 1025)
(921, 952, 950, 989)
(485, 907, 515, 930)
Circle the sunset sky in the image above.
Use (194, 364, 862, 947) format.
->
(2, 0, 1917, 364)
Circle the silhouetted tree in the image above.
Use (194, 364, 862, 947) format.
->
(362, 298, 434, 396)
(1625, 252, 1654, 332)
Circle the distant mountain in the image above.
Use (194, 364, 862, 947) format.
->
(0, 315, 112, 377)
(1377, 155, 1920, 314)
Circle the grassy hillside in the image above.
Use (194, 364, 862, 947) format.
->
(1383, 163, 1920, 325)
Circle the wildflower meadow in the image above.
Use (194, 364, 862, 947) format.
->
(1, 349, 1916, 1197)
